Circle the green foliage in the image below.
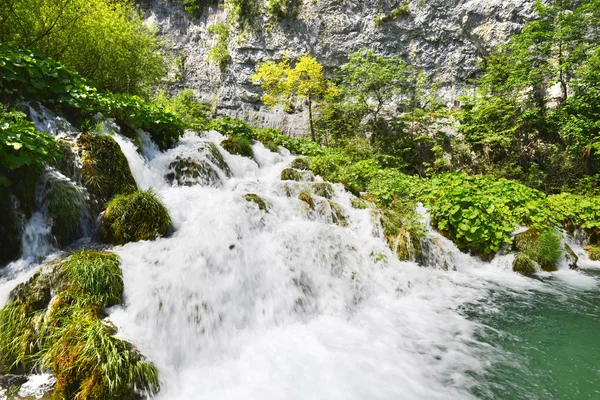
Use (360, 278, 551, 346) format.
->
(220, 136, 254, 158)
(548, 192, 600, 234)
(514, 228, 562, 271)
(79, 134, 137, 205)
(244, 193, 269, 212)
(0, 44, 184, 149)
(254, 128, 326, 156)
(225, 0, 260, 29)
(252, 54, 333, 140)
(266, 0, 301, 23)
(0, 107, 60, 186)
(207, 22, 231, 72)
(0, 0, 166, 94)
(210, 116, 254, 139)
(0, 251, 158, 399)
(183, 0, 215, 18)
(153, 89, 211, 131)
(101, 189, 172, 245)
(420, 173, 555, 256)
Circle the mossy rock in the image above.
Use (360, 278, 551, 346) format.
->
(564, 243, 579, 269)
(265, 141, 280, 153)
(513, 252, 536, 275)
(49, 139, 81, 182)
(167, 156, 222, 187)
(39, 172, 91, 247)
(100, 189, 172, 245)
(0, 189, 23, 266)
(351, 197, 368, 209)
(311, 182, 334, 199)
(318, 200, 348, 227)
(0, 251, 159, 399)
(220, 136, 254, 159)
(298, 190, 315, 211)
(281, 168, 303, 182)
(377, 207, 424, 261)
(290, 157, 310, 170)
(78, 134, 137, 206)
(514, 228, 562, 272)
(244, 193, 269, 212)
(198, 141, 231, 176)
(386, 229, 413, 261)
(585, 244, 600, 261)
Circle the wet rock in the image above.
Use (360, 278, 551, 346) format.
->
(167, 157, 223, 187)
(298, 190, 316, 211)
(311, 182, 334, 199)
(513, 252, 536, 275)
(564, 243, 579, 269)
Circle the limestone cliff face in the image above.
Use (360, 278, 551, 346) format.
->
(145, 0, 534, 135)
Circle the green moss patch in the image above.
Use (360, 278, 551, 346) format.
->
(298, 190, 315, 211)
(220, 136, 254, 159)
(101, 189, 172, 245)
(281, 168, 302, 181)
(0, 251, 158, 399)
(513, 252, 536, 275)
(514, 228, 563, 272)
(290, 158, 310, 170)
(351, 197, 368, 209)
(244, 194, 270, 212)
(78, 134, 137, 206)
(311, 182, 334, 199)
(199, 142, 231, 176)
(167, 157, 222, 187)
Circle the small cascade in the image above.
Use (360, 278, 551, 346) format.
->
(26, 101, 77, 138)
(20, 212, 54, 261)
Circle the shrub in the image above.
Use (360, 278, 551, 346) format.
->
(210, 116, 254, 139)
(153, 89, 211, 131)
(207, 22, 230, 72)
(513, 228, 562, 271)
(548, 192, 600, 235)
(101, 189, 172, 245)
(220, 136, 254, 158)
(421, 173, 555, 256)
(254, 128, 326, 156)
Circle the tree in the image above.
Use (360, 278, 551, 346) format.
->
(340, 49, 412, 141)
(252, 54, 331, 141)
(0, 0, 166, 94)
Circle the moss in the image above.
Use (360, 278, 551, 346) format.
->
(377, 206, 424, 261)
(198, 141, 231, 176)
(311, 182, 333, 199)
(167, 157, 223, 187)
(40, 173, 88, 247)
(220, 136, 254, 159)
(290, 157, 310, 170)
(78, 134, 137, 205)
(281, 168, 303, 181)
(318, 200, 348, 227)
(0, 251, 159, 399)
(351, 197, 368, 209)
(298, 190, 315, 211)
(514, 228, 562, 272)
(513, 252, 536, 275)
(585, 244, 600, 261)
(0, 189, 23, 266)
(101, 189, 172, 245)
(244, 193, 269, 212)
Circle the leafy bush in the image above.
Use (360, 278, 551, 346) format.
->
(0, 107, 60, 186)
(210, 116, 254, 139)
(101, 189, 172, 245)
(254, 128, 327, 156)
(154, 89, 211, 131)
(266, 0, 301, 23)
(0, 0, 166, 94)
(420, 173, 555, 256)
(548, 192, 600, 234)
(207, 22, 230, 72)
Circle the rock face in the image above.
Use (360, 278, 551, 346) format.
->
(145, 0, 534, 135)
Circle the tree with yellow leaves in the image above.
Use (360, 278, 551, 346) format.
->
(252, 54, 334, 141)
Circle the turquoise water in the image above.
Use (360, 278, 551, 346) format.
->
(468, 270, 600, 399)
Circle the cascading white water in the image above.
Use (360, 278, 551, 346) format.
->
(2, 107, 599, 398)
(103, 131, 598, 400)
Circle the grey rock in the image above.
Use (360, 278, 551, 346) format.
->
(144, 0, 535, 135)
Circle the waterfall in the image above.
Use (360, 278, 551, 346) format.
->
(1, 108, 599, 398)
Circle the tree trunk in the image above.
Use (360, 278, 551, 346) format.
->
(308, 97, 316, 142)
